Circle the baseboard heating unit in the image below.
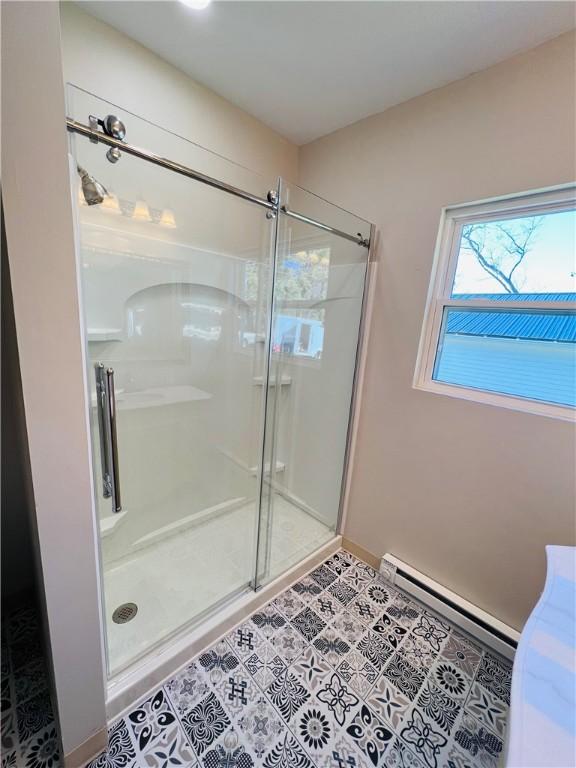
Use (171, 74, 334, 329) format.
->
(380, 553, 520, 661)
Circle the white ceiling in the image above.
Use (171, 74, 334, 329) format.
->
(78, 1, 575, 145)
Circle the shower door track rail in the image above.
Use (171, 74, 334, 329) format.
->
(66, 118, 370, 248)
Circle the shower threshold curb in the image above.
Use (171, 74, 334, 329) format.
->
(105, 535, 342, 722)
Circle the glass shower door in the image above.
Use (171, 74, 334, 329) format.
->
(69, 89, 276, 675)
(256, 182, 370, 586)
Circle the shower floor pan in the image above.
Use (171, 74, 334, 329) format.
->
(103, 496, 334, 681)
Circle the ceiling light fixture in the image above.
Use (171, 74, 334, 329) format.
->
(179, 0, 212, 10)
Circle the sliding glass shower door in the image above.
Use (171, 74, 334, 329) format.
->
(256, 182, 370, 585)
(70, 89, 277, 674)
(69, 88, 371, 677)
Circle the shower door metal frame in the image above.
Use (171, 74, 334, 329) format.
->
(251, 179, 283, 591)
(336, 222, 376, 534)
(66, 118, 371, 247)
(251, 188, 375, 591)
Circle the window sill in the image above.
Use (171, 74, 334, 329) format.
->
(413, 379, 575, 422)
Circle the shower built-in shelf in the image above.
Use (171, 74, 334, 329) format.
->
(252, 375, 292, 387)
(87, 328, 123, 342)
(219, 449, 286, 478)
(118, 385, 211, 410)
(90, 384, 211, 411)
(249, 461, 286, 476)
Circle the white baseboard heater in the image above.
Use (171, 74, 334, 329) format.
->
(380, 554, 520, 661)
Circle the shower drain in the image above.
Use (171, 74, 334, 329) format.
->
(112, 603, 138, 624)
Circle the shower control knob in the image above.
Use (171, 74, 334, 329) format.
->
(102, 115, 126, 141)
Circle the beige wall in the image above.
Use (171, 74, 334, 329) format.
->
(299, 31, 576, 632)
(59, 3, 298, 182)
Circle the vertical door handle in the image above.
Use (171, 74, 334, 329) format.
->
(105, 367, 122, 513)
(95, 363, 122, 512)
(95, 363, 112, 499)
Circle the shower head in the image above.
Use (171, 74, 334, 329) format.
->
(77, 165, 108, 206)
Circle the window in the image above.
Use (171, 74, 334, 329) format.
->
(415, 186, 576, 419)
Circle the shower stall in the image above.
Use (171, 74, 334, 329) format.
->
(68, 88, 373, 680)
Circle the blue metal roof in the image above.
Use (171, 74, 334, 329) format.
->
(452, 293, 576, 302)
(448, 293, 576, 343)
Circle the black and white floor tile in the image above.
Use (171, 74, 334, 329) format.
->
(1, 603, 61, 768)
(88, 550, 513, 768)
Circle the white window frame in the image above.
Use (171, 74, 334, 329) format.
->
(414, 183, 576, 421)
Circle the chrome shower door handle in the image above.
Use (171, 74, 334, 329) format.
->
(95, 363, 122, 512)
(95, 363, 112, 499)
(105, 367, 122, 512)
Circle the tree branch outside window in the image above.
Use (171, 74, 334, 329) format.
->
(461, 217, 543, 293)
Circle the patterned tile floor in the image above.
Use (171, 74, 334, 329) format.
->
(1, 601, 61, 768)
(88, 549, 513, 768)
